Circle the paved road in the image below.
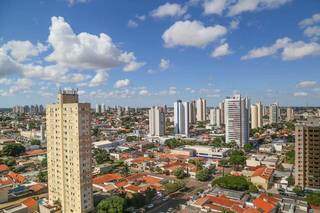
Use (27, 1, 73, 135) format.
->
(147, 196, 186, 213)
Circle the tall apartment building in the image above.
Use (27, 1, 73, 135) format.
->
(224, 95, 250, 147)
(215, 108, 221, 127)
(219, 101, 225, 125)
(174, 100, 189, 136)
(149, 106, 165, 136)
(256, 101, 263, 127)
(46, 90, 93, 212)
(196, 98, 206, 122)
(295, 118, 320, 190)
(251, 104, 258, 129)
(286, 107, 294, 121)
(95, 104, 101, 114)
(209, 108, 216, 125)
(188, 101, 197, 124)
(269, 103, 279, 124)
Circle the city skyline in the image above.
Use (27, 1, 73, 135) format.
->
(1, 0, 320, 107)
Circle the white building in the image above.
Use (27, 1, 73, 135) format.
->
(196, 98, 206, 122)
(209, 109, 216, 125)
(286, 107, 294, 121)
(251, 104, 258, 129)
(174, 100, 189, 137)
(219, 101, 225, 125)
(215, 108, 221, 127)
(149, 106, 165, 136)
(95, 104, 101, 114)
(257, 101, 263, 127)
(224, 94, 249, 147)
(184, 145, 230, 158)
(269, 103, 280, 124)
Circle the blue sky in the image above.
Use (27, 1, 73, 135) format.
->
(0, 0, 320, 107)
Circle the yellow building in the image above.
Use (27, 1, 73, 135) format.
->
(46, 90, 93, 212)
(251, 167, 274, 190)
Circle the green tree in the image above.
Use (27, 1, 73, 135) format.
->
(287, 175, 294, 186)
(174, 168, 186, 179)
(93, 148, 110, 164)
(164, 180, 185, 194)
(285, 150, 295, 164)
(229, 150, 246, 169)
(30, 139, 41, 146)
(145, 188, 157, 203)
(38, 171, 48, 183)
(196, 169, 211, 181)
(212, 175, 250, 191)
(248, 183, 259, 193)
(41, 157, 47, 168)
(4, 157, 16, 166)
(126, 136, 138, 142)
(306, 192, 320, 206)
(293, 186, 304, 196)
(97, 196, 127, 213)
(244, 143, 254, 152)
(3, 143, 25, 156)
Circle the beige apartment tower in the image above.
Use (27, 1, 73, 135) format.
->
(46, 90, 93, 212)
(295, 118, 320, 190)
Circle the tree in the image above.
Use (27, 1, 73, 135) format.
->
(120, 164, 130, 176)
(97, 196, 127, 213)
(229, 150, 246, 169)
(3, 143, 25, 156)
(145, 188, 157, 203)
(306, 192, 320, 206)
(126, 136, 138, 142)
(174, 168, 186, 179)
(38, 171, 48, 183)
(4, 157, 16, 166)
(93, 148, 110, 164)
(285, 150, 295, 164)
(248, 183, 259, 193)
(212, 175, 250, 191)
(293, 186, 304, 196)
(244, 143, 254, 152)
(196, 169, 211, 181)
(41, 157, 47, 168)
(30, 139, 41, 146)
(287, 175, 294, 186)
(164, 180, 185, 193)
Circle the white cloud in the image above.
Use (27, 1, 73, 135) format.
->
(139, 89, 150, 96)
(128, 20, 138, 28)
(282, 41, 320, 60)
(211, 43, 232, 58)
(303, 26, 320, 39)
(46, 16, 144, 71)
(293, 92, 308, 97)
(228, 0, 291, 16)
(136, 15, 146, 21)
(0, 78, 13, 85)
(89, 71, 108, 87)
(8, 78, 33, 94)
(203, 0, 228, 15)
(114, 79, 130, 88)
(120, 52, 146, 72)
(151, 3, 187, 18)
(242, 37, 320, 61)
(159, 58, 170, 70)
(67, 0, 89, 6)
(0, 49, 23, 77)
(296, 81, 317, 88)
(162, 20, 227, 48)
(2, 40, 47, 62)
(230, 19, 240, 30)
(299, 13, 320, 28)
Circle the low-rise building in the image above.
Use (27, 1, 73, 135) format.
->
(251, 167, 274, 190)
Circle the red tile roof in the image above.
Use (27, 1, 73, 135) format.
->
(24, 149, 46, 156)
(0, 164, 9, 172)
(29, 183, 47, 192)
(93, 173, 122, 184)
(22, 198, 37, 208)
(253, 194, 278, 213)
(7, 172, 26, 184)
(252, 167, 274, 180)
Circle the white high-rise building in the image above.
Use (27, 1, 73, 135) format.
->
(257, 101, 263, 128)
(174, 100, 189, 136)
(269, 103, 279, 124)
(209, 109, 216, 125)
(219, 101, 225, 125)
(286, 107, 294, 121)
(251, 104, 258, 129)
(196, 98, 206, 122)
(95, 104, 101, 114)
(224, 95, 250, 147)
(149, 106, 165, 136)
(46, 90, 93, 212)
(189, 100, 197, 124)
(101, 104, 105, 113)
(215, 108, 221, 127)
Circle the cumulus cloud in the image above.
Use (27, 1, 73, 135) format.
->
(46, 16, 144, 71)
(0, 49, 23, 77)
(89, 71, 108, 87)
(303, 26, 320, 40)
(242, 37, 320, 60)
(230, 19, 240, 30)
(211, 43, 232, 58)
(2, 40, 47, 62)
(114, 79, 130, 88)
(8, 78, 33, 94)
(162, 20, 227, 48)
(296, 81, 318, 88)
(151, 3, 187, 18)
(159, 58, 170, 70)
(293, 92, 308, 97)
(228, 0, 291, 16)
(203, 0, 228, 15)
(299, 13, 320, 28)
(139, 89, 150, 96)
(128, 20, 138, 28)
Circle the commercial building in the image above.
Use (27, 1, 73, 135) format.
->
(224, 95, 250, 147)
(196, 98, 206, 122)
(46, 90, 93, 212)
(183, 145, 230, 158)
(295, 118, 320, 190)
(149, 106, 165, 136)
(174, 100, 189, 137)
